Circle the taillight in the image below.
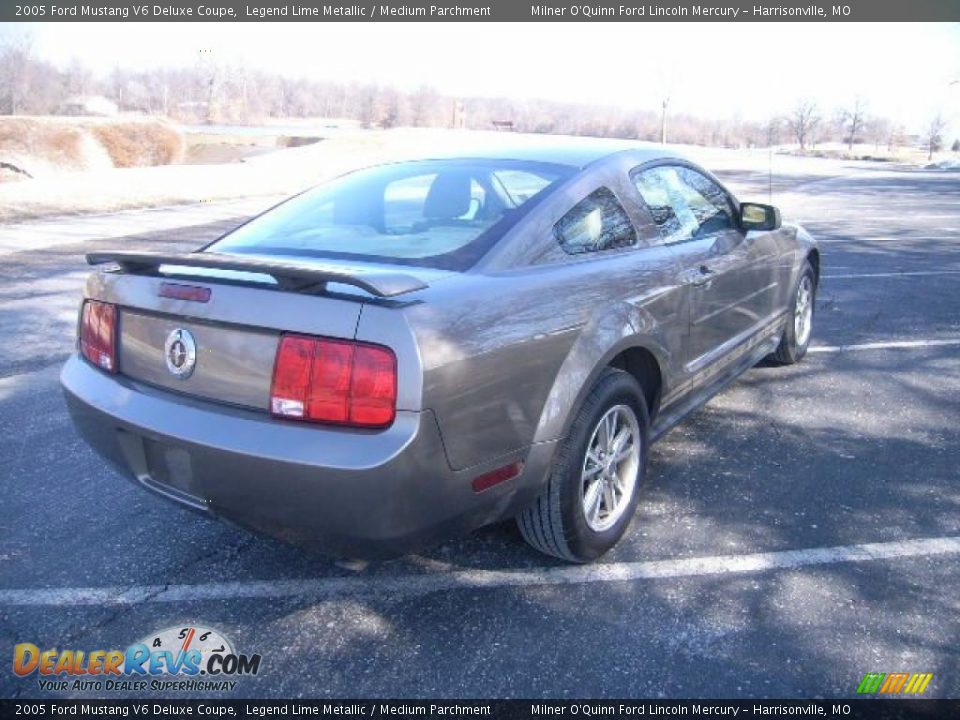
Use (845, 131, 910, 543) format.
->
(270, 335, 397, 428)
(79, 300, 117, 373)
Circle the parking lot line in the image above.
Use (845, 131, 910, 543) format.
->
(818, 235, 959, 244)
(824, 271, 960, 279)
(809, 339, 960, 353)
(1, 535, 957, 608)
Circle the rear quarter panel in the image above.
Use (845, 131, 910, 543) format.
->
(406, 257, 685, 471)
(405, 157, 687, 471)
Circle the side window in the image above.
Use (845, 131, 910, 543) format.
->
(675, 166, 735, 233)
(554, 187, 637, 255)
(633, 168, 698, 245)
(632, 166, 734, 245)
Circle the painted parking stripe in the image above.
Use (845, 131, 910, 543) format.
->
(1, 535, 958, 607)
(809, 339, 960, 353)
(818, 236, 959, 244)
(824, 270, 960, 279)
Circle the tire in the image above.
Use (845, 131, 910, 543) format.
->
(770, 260, 816, 365)
(517, 368, 649, 563)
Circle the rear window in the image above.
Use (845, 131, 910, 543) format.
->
(209, 159, 572, 270)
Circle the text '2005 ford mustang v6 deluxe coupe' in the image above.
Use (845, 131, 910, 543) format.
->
(63, 138, 819, 562)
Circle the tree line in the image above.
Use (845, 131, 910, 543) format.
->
(0, 35, 952, 158)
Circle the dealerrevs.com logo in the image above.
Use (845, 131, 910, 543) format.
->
(13, 625, 262, 693)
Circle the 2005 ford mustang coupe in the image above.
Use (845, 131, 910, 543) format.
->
(63, 138, 819, 562)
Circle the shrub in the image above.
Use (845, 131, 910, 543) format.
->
(90, 120, 185, 167)
(0, 117, 184, 175)
(0, 118, 109, 175)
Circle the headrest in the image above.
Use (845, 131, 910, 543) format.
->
(423, 173, 473, 220)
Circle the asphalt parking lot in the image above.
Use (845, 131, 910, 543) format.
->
(0, 159, 958, 699)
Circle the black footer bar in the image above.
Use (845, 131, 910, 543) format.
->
(2, 699, 958, 720)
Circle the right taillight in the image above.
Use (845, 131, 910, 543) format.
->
(79, 300, 117, 374)
(270, 334, 397, 428)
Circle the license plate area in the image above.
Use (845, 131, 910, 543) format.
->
(144, 440, 196, 493)
(117, 429, 209, 512)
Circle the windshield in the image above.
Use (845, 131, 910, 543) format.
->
(208, 159, 573, 270)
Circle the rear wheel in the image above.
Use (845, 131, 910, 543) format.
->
(770, 260, 816, 365)
(517, 368, 648, 562)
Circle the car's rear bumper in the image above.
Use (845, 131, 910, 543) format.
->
(61, 355, 554, 558)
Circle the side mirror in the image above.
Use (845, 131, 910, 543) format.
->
(740, 202, 781, 232)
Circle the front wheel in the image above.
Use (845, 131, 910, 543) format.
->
(770, 260, 816, 365)
(517, 368, 649, 562)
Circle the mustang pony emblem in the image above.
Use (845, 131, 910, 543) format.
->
(164, 328, 197, 379)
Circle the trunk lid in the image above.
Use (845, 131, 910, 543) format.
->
(118, 308, 281, 409)
(85, 252, 439, 411)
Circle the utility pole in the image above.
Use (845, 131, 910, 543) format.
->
(660, 96, 669, 145)
(451, 100, 465, 129)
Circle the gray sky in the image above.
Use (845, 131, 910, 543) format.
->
(6, 22, 959, 133)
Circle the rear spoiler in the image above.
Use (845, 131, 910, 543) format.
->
(86, 251, 428, 298)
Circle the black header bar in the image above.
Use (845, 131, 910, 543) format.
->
(3, 0, 959, 22)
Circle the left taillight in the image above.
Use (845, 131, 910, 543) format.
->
(79, 300, 117, 374)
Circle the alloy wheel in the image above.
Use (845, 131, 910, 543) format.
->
(580, 404, 641, 532)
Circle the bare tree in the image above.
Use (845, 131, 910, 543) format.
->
(788, 100, 820, 152)
(826, 109, 847, 144)
(356, 84, 383, 127)
(865, 116, 892, 152)
(888, 124, 906, 153)
(63, 58, 95, 97)
(843, 97, 867, 150)
(924, 112, 947, 161)
(763, 117, 782, 147)
(410, 85, 440, 127)
(0, 34, 35, 115)
(379, 86, 401, 128)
